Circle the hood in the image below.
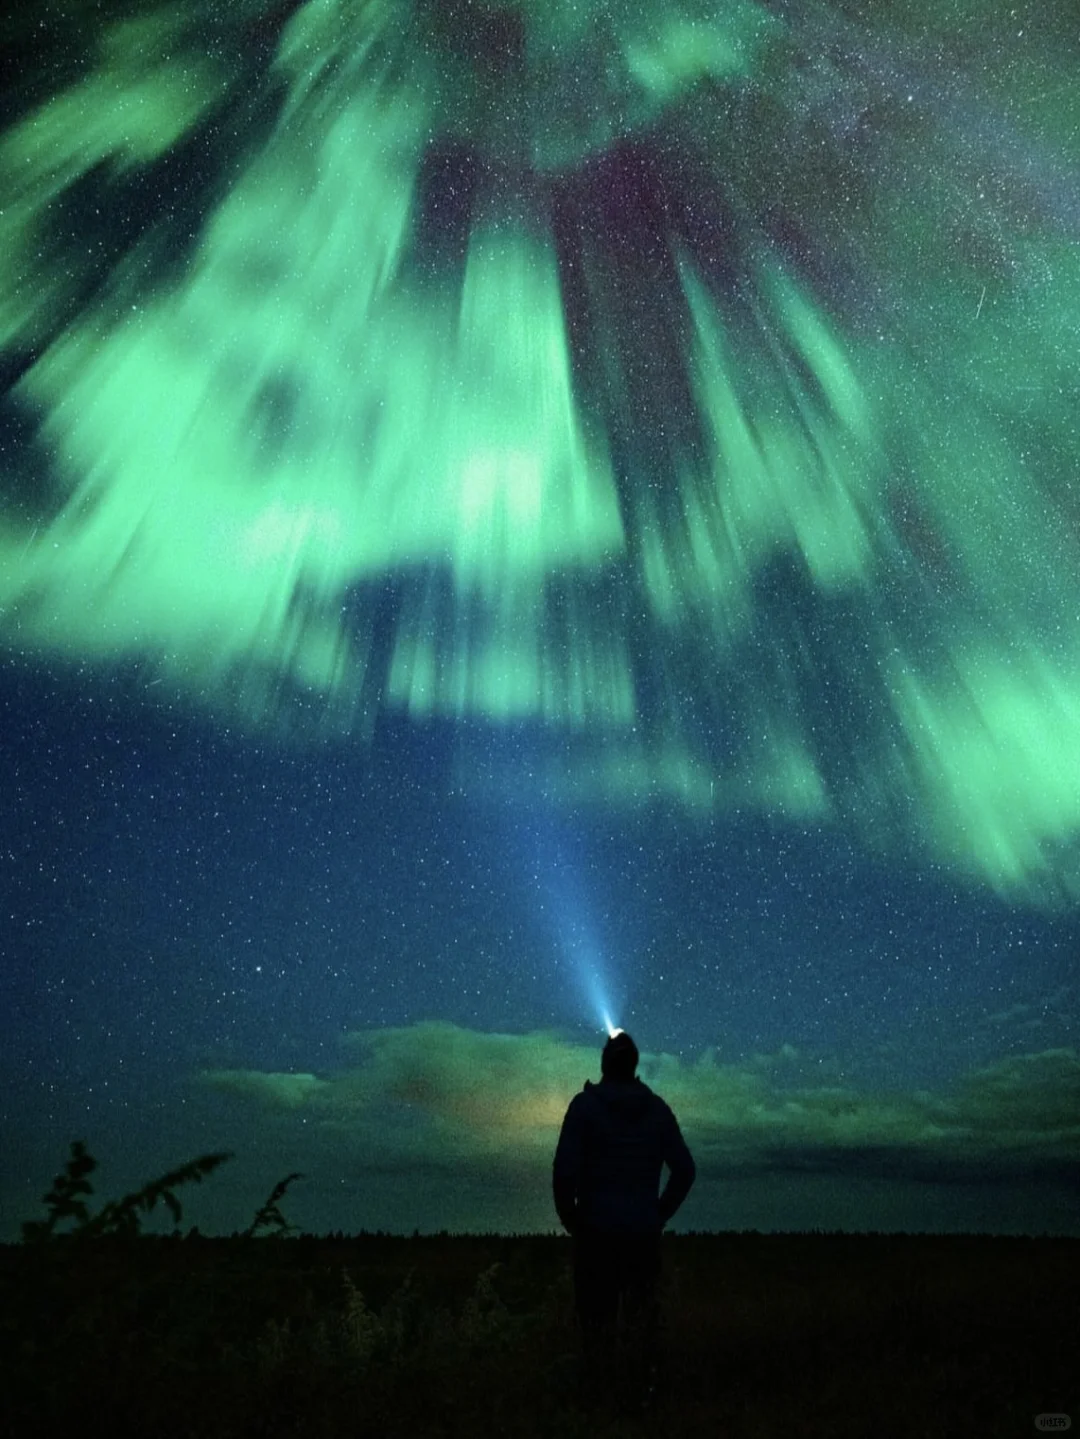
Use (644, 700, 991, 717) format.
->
(583, 1077, 653, 1123)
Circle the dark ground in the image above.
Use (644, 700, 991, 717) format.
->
(1, 1231, 1076, 1437)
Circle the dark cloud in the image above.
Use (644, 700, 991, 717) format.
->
(200, 1023, 1080, 1206)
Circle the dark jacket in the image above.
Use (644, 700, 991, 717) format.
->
(552, 1077, 696, 1235)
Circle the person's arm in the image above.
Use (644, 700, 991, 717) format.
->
(657, 1108, 696, 1227)
(552, 1097, 584, 1233)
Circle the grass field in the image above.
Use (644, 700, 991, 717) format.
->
(1, 1229, 1076, 1437)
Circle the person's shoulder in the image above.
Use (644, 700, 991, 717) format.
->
(624, 1078, 667, 1110)
(641, 1085, 678, 1120)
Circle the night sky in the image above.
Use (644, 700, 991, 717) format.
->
(2, 0, 1079, 1239)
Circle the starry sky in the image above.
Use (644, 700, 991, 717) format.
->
(2, 0, 1079, 1239)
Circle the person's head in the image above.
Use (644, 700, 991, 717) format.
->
(601, 1029, 639, 1081)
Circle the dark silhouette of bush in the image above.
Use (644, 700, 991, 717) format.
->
(244, 1171, 305, 1238)
(19, 1140, 303, 1242)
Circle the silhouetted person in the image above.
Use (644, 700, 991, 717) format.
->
(552, 1031, 695, 1393)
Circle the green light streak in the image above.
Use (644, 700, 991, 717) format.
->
(1, 0, 1079, 899)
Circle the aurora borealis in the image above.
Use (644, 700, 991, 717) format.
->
(1, 0, 1079, 1238)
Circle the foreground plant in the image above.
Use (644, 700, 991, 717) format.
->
(20, 1140, 302, 1240)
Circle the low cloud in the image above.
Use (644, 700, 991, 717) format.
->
(201, 1070, 329, 1109)
(199, 1023, 1080, 1196)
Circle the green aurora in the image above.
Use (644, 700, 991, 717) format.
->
(2, 0, 1080, 902)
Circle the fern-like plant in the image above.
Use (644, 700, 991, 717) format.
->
(20, 1139, 98, 1240)
(20, 1141, 234, 1242)
(244, 1171, 304, 1238)
(82, 1151, 235, 1237)
(21, 1143, 311, 1242)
